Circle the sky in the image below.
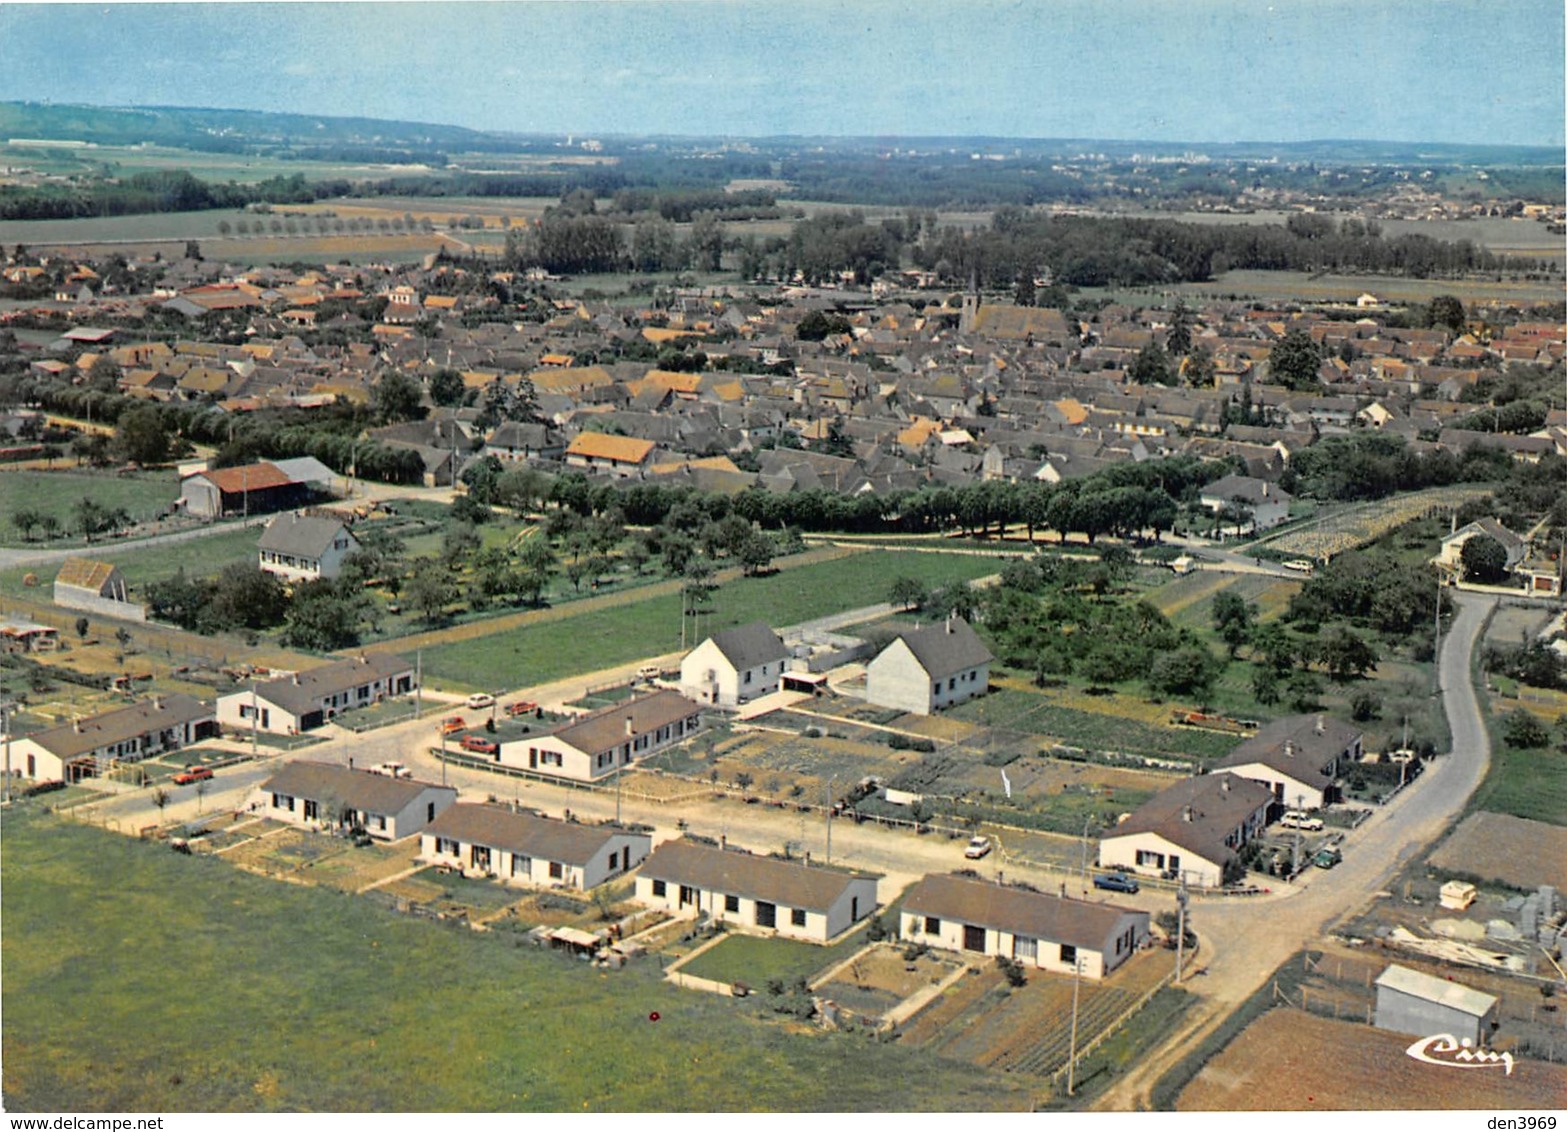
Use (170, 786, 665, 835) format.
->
(0, 0, 1562, 147)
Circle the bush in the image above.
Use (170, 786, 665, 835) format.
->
(887, 733, 936, 753)
(1503, 709, 1551, 749)
(995, 956, 1028, 987)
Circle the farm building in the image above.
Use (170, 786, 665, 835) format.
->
(563, 432, 656, 478)
(864, 615, 992, 716)
(634, 839, 878, 944)
(679, 621, 789, 708)
(900, 873, 1149, 979)
(496, 689, 703, 782)
(0, 616, 60, 653)
(1099, 773, 1273, 888)
(8, 694, 216, 782)
(257, 513, 360, 583)
(215, 653, 416, 734)
(418, 804, 650, 891)
(177, 461, 317, 519)
(53, 558, 146, 622)
(1212, 714, 1361, 812)
(256, 761, 456, 841)
(1373, 964, 1499, 1047)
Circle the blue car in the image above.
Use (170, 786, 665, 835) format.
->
(1093, 872, 1140, 894)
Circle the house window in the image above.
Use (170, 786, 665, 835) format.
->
(435, 837, 459, 855)
(724, 894, 740, 913)
(949, 678, 956, 691)
(375, 815, 387, 831)
(790, 908, 807, 928)
(608, 851, 618, 871)
(513, 855, 531, 877)
(651, 879, 667, 898)
(1060, 943, 1077, 966)
(744, 671, 752, 685)
(548, 861, 563, 879)
(1136, 849, 1165, 869)
(1014, 936, 1038, 962)
(924, 915, 941, 935)
(755, 901, 777, 929)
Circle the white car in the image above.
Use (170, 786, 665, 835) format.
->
(964, 835, 993, 859)
(1280, 810, 1324, 831)
(370, 762, 411, 779)
(466, 693, 496, 710)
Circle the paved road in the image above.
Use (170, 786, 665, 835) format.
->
(1090, 589, 1497, 1110)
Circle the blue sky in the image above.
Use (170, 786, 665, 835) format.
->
(1, 1, 1562, 146)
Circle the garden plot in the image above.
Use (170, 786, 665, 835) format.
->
(813, 944, 964, 1021)
(224, 827, 346, 878)
(307, 841, 421, 893)
(1484, 604, 1557, 649)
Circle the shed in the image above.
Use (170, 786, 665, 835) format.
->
(1373, 963, 1499, 1046)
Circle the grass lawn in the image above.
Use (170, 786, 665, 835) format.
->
(679, 920, 880, 989)
(1466, 742, 1567, 826)
(0, 469, 181, 546)
(0, 809, 1026, 1112)
(0, 525, 262, 603)
(420, 551, 1000, 689)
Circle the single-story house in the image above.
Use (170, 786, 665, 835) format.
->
(257, 760, 456, 840)
(865, 615, 992, 715)
(1213, 714, 1361, 812)
(257, 513, 360, 583)
(634, 838, 878, 944)
(215, 653, 417, 734)
(419, 803, 651, 890)
(9, 694, 216, 781)
(496, 689, 703, 782)
(900, 873, 1149, 979)
(680, 621, 790, 708)
(1373, 964, 1500, 1047)
(1098, 772, 1273, 888)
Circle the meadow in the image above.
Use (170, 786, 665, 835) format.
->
(0, 809, 1027, 1112)
(0, 468, 181, 547)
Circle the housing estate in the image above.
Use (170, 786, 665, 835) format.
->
(899, 873, 1149, 979)
(495, 689, 703, 781)
(256, 512, 360, 582)
(864, 615, 993, 715)
(1098, 772, 1273, 887)
(1212, 714, 1362, 811)
(9, 693, 215, 781)
(634, 839, 878, 943)
(215, 653, 417, 734)
(257, 760, 456, 840)
(679, 621, 790, 708)
(418, 803, 651, 890)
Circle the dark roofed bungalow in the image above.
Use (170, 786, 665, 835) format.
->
(1098, 772, 1274, 888)
(419, 803, 651, 890)
(8, 693, 216, 782)
(215, 653, 417, 734)
(257, 760, 456, 841)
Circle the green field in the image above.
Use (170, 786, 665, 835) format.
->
(419, 550, 1000, 689)
(0, 469, 181, 547)
(0, 809, 1025, 1112)
(946, 685, 1239, 761)
(0, 525, 262, 602)
(679, 922, 879, 989)
(1468, 736, 1567, 826)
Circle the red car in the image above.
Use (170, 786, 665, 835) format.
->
(172, 766, 214, 786)
(505, 701, 537, 717)
(460, 735, 499, 755)
(441, 716, 466, 735)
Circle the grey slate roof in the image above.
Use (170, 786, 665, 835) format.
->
(1107, 773, 1273, 865)
(890, 617, 993, 680)
(423, 803, 643, 865)
(24, 694, 212, 761)
(1214, 714, 1361, 789)
(549, 689, 703, 758)
(1200, 473, 1292, 507)
(260, 760, 454, 813)
(257, 513, 354, 558)
(252, 653, 414, 717)
(705, 621, 788, 671)
(640, 839, 873, 912)
(902, 873, 1141, 949)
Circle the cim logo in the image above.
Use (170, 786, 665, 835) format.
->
(1405, 1033, 1514, 1076)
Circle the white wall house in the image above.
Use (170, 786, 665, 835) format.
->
(256, 761, 456, 841)
(900, 873, 1149, 980)
(865, 616, 992, 716)
(1099, 773, 1273, 888)
(8, 694, 215, 782)
(634, 839, 878, 944)
(1198, 473, 1293, 532)
(418, 804, 650, 890)
(1436, 518, 1528, 576)
(1213, 714, 1361, 812)
(679, 621, 789, 708)
(216, 653, 416, 734)
(257, 513, 360, 583)
(497, 689, 703, 782)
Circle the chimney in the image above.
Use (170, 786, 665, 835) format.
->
(946, 613, 954, 634)
(1221, 776, 1230, 794)
(1284, 739, 1295, 759)
(719, 834, 727, 850)
(1315, 715, 1325, 735)
(625, 716, 634, 738)
(1182, 805, 1194, 822)
(153, 696, 164, 711)
(73, 718, 81, 734)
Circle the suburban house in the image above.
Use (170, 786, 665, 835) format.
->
(178, 461, 317, 519)
(899, 873, 1150, 979)
(496, 689, 703, 782)
(1212, 714, 1362, 811)
(215, 653, 417, 734)
(257, 760, 456, 840)
(418, 803, 651, 890)
(1373, 964, 1500, 1047)
(1436, 518, 1528, 578)
(1198, 473, 1293, 532)
(1098, 772, 1273, 888)
(864, 616, 993, 715)
(53, 557, 146, 622)
(679, 621, 790, 708)
(8, 694, 216, 781)
(257, 513, 360, 583)
(563, 432, 657, 478)
(634, 838, 879, 944)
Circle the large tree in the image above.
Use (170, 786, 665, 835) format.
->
(1267, 329, 1324, 391)
(370, 371, 427, 425)
(1459, 534, 1509, 583)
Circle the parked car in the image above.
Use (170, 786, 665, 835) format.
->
(172, 766, 213, 786)
(1280, 810, 1325, 831)
(460, 735, 499, 755)
(1313, 846, 1342, 869)
(963, 835, 992, 859)
(1093, 871, 1140, 894)
(441, 716, 466, 735)
(636, 664, 662, 682)
(370, 762, 411, 779)
(466, 693, 496, 710)
(505, 701, 537, 717)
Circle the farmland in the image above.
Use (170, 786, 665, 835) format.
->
(0, 808, 1029, 1112)
(1426, 811, 1567, 890)
(0, 468, 181, 547)
(1258, 487, 1493, 563)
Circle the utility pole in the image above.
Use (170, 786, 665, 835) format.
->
(1433, 575, 1443, 697)
(1079, 813, 1092, 892)
(1066, 953, 1084, 1096)
(415, 649, 422, 722)
(250, 677, 258, 758)
(3, 700, 12, 805)
(825, 775, 836, 863)
(1175, 882, 1190, 984)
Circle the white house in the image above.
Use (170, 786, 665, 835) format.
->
(216, 653, 417, 734)
(256, 760, 456, 840)
(1098, 773, 1273, 888)
(680, 621, 789, 708)
(496, 689, 703, 782)
(1198, 474, 1293, 532)
(900, 873, 1149, 980)
(634, 839, 878, 944)
(865, 616, 992, 716)
(1436, 518, 1528, 577)
(1213, 714, 1361, 812)
(257, 513, 360, 583)
(419, 804, 650, 890)
(8, 694, 215, 782)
